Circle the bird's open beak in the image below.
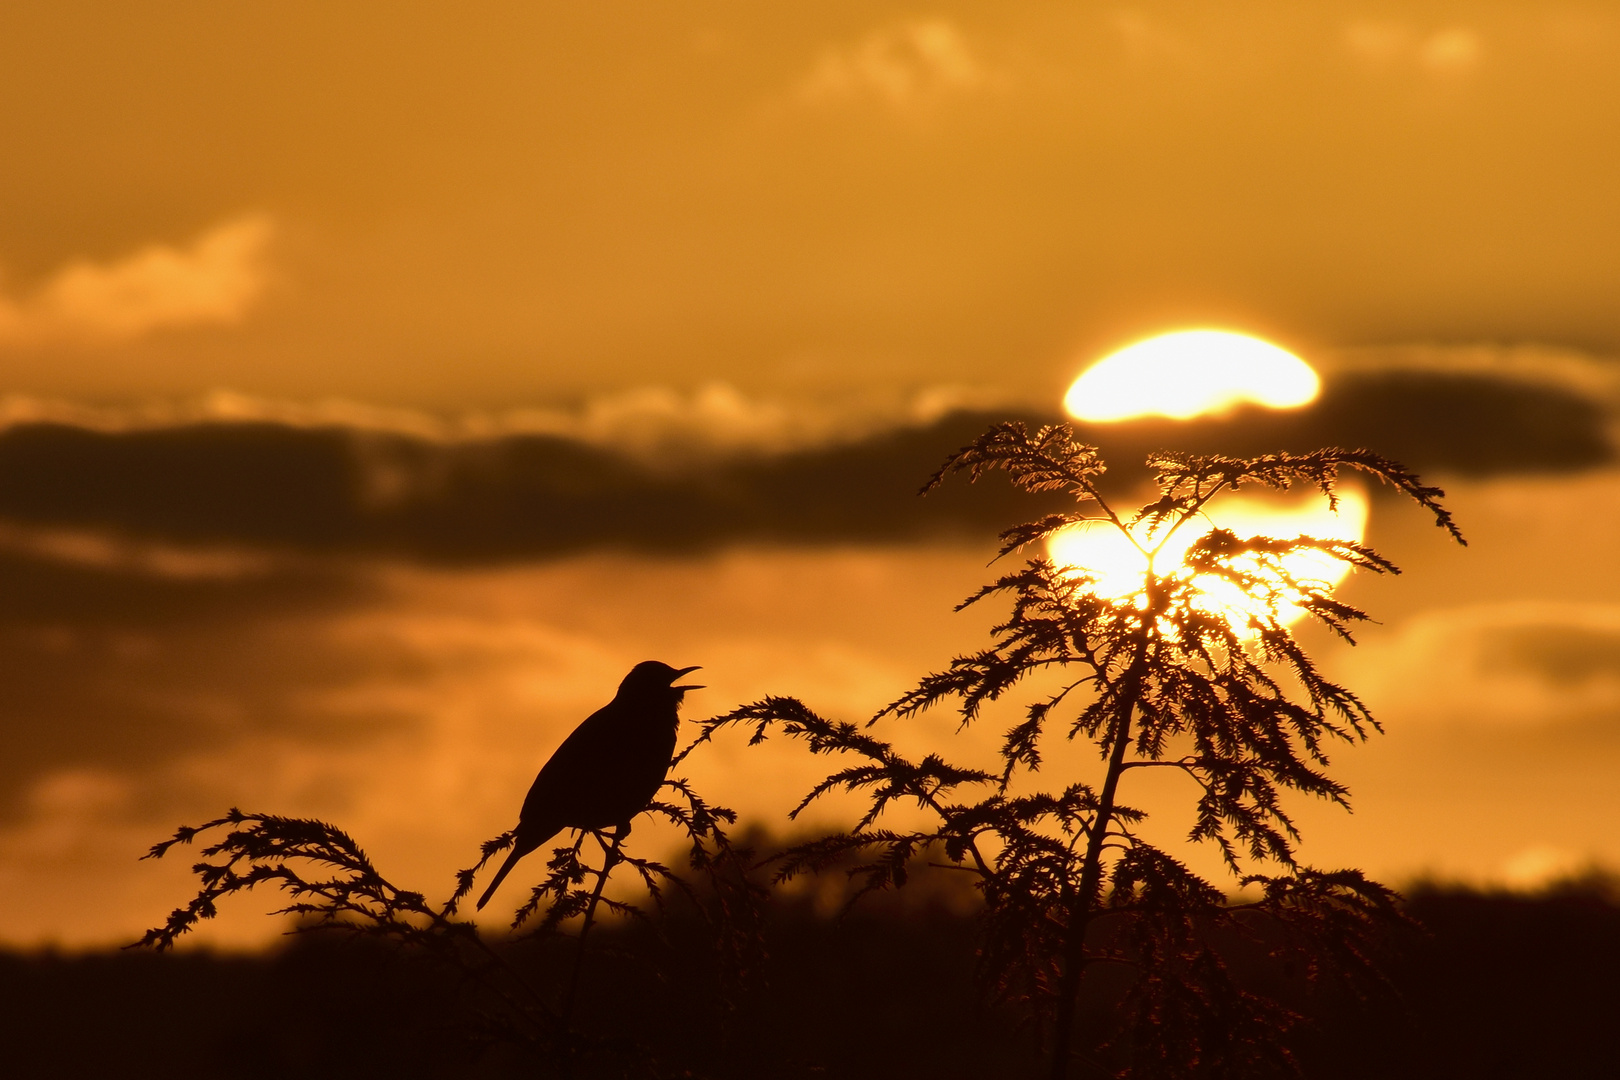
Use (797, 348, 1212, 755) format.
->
(670, 664, 703, 691)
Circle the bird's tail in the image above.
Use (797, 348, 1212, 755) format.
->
(475, 844, 527, 912)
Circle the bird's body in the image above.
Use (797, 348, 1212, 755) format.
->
(476, 660, 701, 911)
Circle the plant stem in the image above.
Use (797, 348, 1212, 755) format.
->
(1049, 637, 1150, 1080)
(563, 824, 627, 1024)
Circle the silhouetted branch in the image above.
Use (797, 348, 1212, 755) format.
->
(720, 422, 1463, 1079)
(137, 754, 763, 1078)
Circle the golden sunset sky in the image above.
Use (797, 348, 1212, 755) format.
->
(0, 2, 1616, 947)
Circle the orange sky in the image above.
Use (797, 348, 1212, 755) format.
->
(0, 2, 1618, 405)
(0, 2, 1617, 947)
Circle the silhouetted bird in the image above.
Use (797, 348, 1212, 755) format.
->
(476, 660, 703, 911)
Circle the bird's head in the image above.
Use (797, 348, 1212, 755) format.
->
(620, 660, 704, 702)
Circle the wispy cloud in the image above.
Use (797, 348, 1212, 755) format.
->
(0, 521, 276, 581)
(1347, 601, 1620, 727)
(1111, 9, 1197, 63)
(0, 214, 273, 346)
(0, 382, 1030, 460)
(793, 19, 996, 113)
(1344, 21, 1484, 77)
(1321, 343, 1620, 405)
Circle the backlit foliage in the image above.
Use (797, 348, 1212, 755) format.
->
(705, 422, 1463, 1079)
(136, 753, 761, 1078)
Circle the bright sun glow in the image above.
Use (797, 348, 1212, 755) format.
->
(1064, 329, 1320, 423)
(1047, 487, 1369, 628)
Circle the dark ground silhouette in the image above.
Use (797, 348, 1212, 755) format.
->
(3, 879, 1614, 1079)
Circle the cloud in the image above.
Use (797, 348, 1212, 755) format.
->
(506, 381, 1023, 462)
(0, 382, 1030, 463)
(1482, 619, 1620, 688)
(1346, 602, 1620, 727)
(0, 521, 275, 581)
(1321, 343, 1620, 407)
(0, 215, 273, 346)
(1344, 21, 1483, 77)
(0, 365, 1607, 565)
(0, 543, 379, 826)
(0, 408, 1065, 561)
(1079, 367, 1613, 483)
(1111, 9, 1197, 63)
(794, 19, 994, 112)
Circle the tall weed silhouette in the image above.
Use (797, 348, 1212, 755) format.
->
(703, 421, 1464, 1079)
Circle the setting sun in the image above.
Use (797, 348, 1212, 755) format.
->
(1047, 485, 1369, 628)
(1064, 330, 1321, 423)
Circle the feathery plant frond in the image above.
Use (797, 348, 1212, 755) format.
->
(708, 422, 1462, 1079)
(137, 749, 763, 1077)
(136, 809, 454, 953)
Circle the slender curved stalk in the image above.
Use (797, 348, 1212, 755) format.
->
(563, 824, 628, 1023)
(1049, 630, 1153, 1080)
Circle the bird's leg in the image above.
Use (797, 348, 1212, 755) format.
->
(603, 822, 628, 867)
(562, 824, 630, 1025)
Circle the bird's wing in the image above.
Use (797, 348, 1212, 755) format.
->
(517, 701, 624, 827)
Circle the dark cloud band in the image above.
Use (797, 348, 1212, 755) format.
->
(0, 371, 1606, 563)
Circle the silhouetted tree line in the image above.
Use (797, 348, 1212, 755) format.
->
(5, 873, 1617, 1079)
